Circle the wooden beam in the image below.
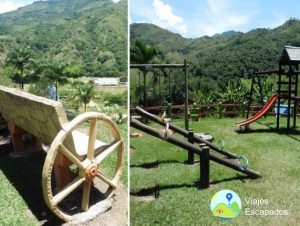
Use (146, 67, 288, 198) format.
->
(135, 106, 238, 159)
(130, 118, 261, 179)
(254, 69, 280, 75)
(130, 64, 188, 69)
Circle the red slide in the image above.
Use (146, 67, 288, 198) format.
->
(236, 94, 279, 127)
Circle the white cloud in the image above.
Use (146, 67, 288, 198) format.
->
(152, 0, 187, 34)
(190, 0, 256, 37)
(0, 1, 24, 14)
(112, 0, 121, 3)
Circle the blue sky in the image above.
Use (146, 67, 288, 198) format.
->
(0, 0, 121, 14)
(130, 0, 300, 38)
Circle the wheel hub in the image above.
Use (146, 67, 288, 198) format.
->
(85, 163, 98, 181)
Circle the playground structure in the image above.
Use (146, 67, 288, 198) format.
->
(130, 107, 261, 189)
(130, 60, 189, 130)
(236, 94, 279, 127)
(0, 85, 123, 222)
(237, 46, 300, 130)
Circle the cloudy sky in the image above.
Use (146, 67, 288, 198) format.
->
(0, 0, 34, 14)
(130, 0, 300, 38)
(0, 0, 121, 14)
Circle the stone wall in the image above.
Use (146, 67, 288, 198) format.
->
(0, 85, 68, 144)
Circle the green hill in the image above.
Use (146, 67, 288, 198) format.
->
(130, 19, 300, 82)
(212, 203, 237, 219)
(230, 202, 241, 214)
(0, 0, 127, 77)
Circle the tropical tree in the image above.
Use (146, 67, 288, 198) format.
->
(130, 39, 164, 106)
(218, 80, 247, 104)
(5, 46, 32, 89)
(42, 62, 68, 101)
(64, 64, 82, 78)
(27, 58, 46, 82)
(74, 82, 95, 112)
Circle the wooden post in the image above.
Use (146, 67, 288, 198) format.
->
(200, 146, 210, 189)
(7, 121, 42, 155)
(246, 70, 255, 119)
(287, 65, 292, 130)
(138, 70, 141, 103)
(143, 69, 147, 107)
(277, 65, 282, 129)
(166, 103, 172, 118)
(184, 59, 189, 130)
(187, 129, 194, 164)
(293, 64, 298, 128)
(168, 70, 171, 102)
(218, 103, 223, 119)
(257, 76, 264, 107)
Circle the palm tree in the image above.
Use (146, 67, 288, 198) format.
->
(75, 82, 95, 112)
(42, 62, 68, 101)
(130, 39, 163, 64)
(27, 58, 46, 81)
(6, 46, 31, 89)
(130, 39, 164, 106)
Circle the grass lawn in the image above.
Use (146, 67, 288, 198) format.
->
(0, 152, 41, 226)
(130, 116, 300, 226)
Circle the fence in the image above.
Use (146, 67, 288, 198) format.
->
(130, 103, 300, 118)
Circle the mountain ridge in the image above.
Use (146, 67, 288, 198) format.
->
(0, 0, 127, 77)
(130, 19, 300, 81)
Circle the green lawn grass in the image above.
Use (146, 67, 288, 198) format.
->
(0, 152, 46, 226)
(130, 116, 300, 226)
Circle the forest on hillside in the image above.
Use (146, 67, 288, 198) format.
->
(130, 19, 300, 107)
(0, 0, 128, 78)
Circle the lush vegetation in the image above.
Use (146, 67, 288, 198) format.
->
(0, 0, 127, 77)
(130, 117, 300, 225)
(130, 19, 300, 107)
(0, 0, 128, 122)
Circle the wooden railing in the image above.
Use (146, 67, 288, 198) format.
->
(130, 103, 300, 118)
